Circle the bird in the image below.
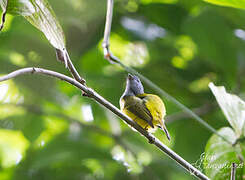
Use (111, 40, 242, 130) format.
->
(120, 74, 170, 141)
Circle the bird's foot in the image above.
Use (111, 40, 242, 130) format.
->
(148, 136, 155, 144)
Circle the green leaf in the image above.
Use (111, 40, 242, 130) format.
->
(209, 82, 245, 137)
(203, 0, 245, 9)
(0, 129, 30, 168)
(0, 0, 65, 50)
(204, 127, 243, 180)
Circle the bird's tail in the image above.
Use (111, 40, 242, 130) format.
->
(158, 123, 171, 141)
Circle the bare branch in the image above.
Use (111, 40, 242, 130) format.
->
(0, 67, 210, 180)
(55, 48, 86, 85)
(102, 0, 120, 64)
(231, 163, 237, 180)
(65, 51, 86, 84)
(102, 0, 113, 50)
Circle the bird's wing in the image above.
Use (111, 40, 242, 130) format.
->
(140, 94, 170, 140)
(140, 94, 166, 121)
(125, 96, 154, 128)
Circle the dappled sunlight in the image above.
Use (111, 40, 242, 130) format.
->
(62, 95, 84, 120)
(171, 56, 187, 69)
(125, 0, 139, 12)
(121, 17, 166, 40)
(0, 80, 25, 119)
(100, 33, 127, 60)
(99, 33, 150, 70)
(68, 0, 84, 11)
(234, 29, 245, 40)
(81, 104, 94, 122)
(102, 64, 123, 75)
(189, 73, 216, 93)
(0, 83, 8, 101)
(111, 145, 143, 174)
(82, 159, 104, 179)
(9, 52, 27, 67)
(141, 0, 178, 4)
(0, 80, 24, 104)
(27, 51, 41, 63)
(34, 116, 68, 148)
(105, 110, 121, 136)
(0, 130, 29, 168)
(190, 6, 202, 17)
(175, 35, 197, 61)
(172, 35, 197, 69)
(68, 122, 81, 140)
(0, 105, 26, 120)
(124, 42, 149, 67)
(15, 153, 22, 165)
(137, 151, 152, 166)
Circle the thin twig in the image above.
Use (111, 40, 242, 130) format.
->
(166, 103, 216, 124)
(102, 0, 113, 50)
(0, 67, 210, 180)
(101, 0, 231, 144)
(102, 0, 120, 64)
(55, 48, 85, 85)
(65, 50, 86, 85)
(231, 163, 236, 180)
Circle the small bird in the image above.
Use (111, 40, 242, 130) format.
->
(120, 74, 170, 140)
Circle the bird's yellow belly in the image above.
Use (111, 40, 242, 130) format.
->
(122, 108, 156, 132)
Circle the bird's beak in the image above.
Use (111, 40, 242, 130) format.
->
(128, 73, 133, 80)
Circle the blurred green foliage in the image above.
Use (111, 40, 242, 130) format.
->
(1, 0, 245, 179)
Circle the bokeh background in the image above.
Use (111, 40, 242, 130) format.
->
(0, 0, 245, 179)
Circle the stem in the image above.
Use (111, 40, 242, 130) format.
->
(230, 163, 236, 180)
(166, 103, 215, 124)
(0, 67, 210, 180)
(101, 0, 231, 144)
(102, 0, 113, 49)
(55, 48, 85, 84)
(65, 51, 85, 84)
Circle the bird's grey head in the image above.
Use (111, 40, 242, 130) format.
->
(124, 74, 144, 96)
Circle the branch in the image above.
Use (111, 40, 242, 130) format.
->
(102, 0, 230, 144)
(1, 102, 133, 158)
(0, 67, 209, 180)
(66, 51, 85, 84)
(165, 103, 216, 124)
(55, 48, 86, 85)
(102, 0, 113, 50)
(230, 163, 236, 180)
(102, 0, 121, 64)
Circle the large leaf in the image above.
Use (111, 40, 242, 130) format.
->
(203, 0, 245, 9)
(204, 127, 243, 180)
(0, 0, 65, 50)
(209, 82, 245, 137)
